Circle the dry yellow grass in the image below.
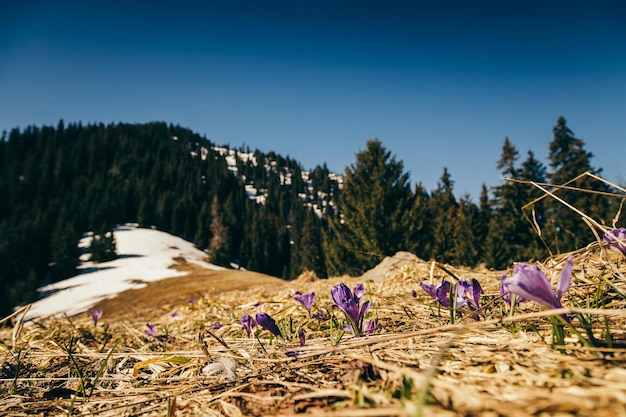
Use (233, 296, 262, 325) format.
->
(2, 248, 626, 416)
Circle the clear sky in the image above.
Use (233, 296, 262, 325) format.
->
(1, 1, 625, 199)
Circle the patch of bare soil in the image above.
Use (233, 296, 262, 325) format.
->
(89, 263, 287, 322)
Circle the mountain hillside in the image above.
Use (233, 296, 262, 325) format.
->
(0, 121, 342, 316)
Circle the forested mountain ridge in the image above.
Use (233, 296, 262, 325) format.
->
(0, 121, 334, 316)
(1, 117, 621, 317)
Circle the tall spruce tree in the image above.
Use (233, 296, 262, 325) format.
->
(546, 117, 610, 252)
(323, 139, 414, 276)
(405, 183, 432, 260)
(475, 184, 491, 263)
(518, 150, 549, 260)
(429, 168, 458, 264)
(207, 195, 231, 266)
(452, 196, 479, 267)
(484, 137, 523, 269)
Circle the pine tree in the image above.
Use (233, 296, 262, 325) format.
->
(323, 139, 415, 276)
(485, 138, 551, 268)
(484, 138, 522, 269)
(90, 229, 118, 263)
(518, 150, 549, 260)
(429, 168, 458, 264)
(207, 196, 230, 266)
(452, 196, 479, 267)
(404, 183, 432, 260)
(474, 184, 491, 263)
(546, 117, 610, 252)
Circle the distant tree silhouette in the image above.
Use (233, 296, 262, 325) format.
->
(90, 229, 118, 263)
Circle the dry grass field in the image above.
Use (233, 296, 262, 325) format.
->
(2, 247, 626, 416)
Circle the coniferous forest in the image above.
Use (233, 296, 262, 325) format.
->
(0, 117, 621, 316)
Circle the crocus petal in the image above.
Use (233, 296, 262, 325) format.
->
(435, 280, 451, 307)
(298, 329, 306, 347)
(421, 279, 451, 307)
(470, 279, 483, 309)
(557, 257, 573, 300)
(255, 313, 282, 338)
(453, 280, 470, 309)
(342, 298, 362, 326)
(312, 311, 329, 321)
(353, 283, 365, 299)
(145, 323, 157, 337)
(454, 279, 482, 310)
(293, 291, 316, 314)
(360, 300, 372, 319)
(363, 318, 378, 335)
(331, 282, 353, 310)
(604, 228, 626, 256)
(500, 274, 511, 304)
(501, 274, 528, 304)
(420, 282, 438, 299)
(503, 263, 561, 309)
(241, 315, 255, 337)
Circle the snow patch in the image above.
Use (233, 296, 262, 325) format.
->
(25, 224, 224, 321)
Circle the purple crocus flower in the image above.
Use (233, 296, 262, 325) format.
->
(212, 321, 222, 330)
(363, 318, 378, 335)
(145, 323, 157, 337)
(331, 282, 372, 336)
(298, 328, 306, 347)
(255, 312, 282, 338)
(241, 315, 256, 337)
(90, 309, 103, 326)
(293, 291, 316, 315)
(312, 311, 329, 321)
(454, 279, 482, 311)
(420, 279, 451, 307)
(604, 228, 626, 257)
(421, 278, 483, 312)
(501, 257, 573, 310)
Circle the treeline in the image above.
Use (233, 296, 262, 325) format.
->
(324, 117, 620, 275)
(0, 117, 620, 317)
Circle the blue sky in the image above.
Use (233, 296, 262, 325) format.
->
(1, 1, 625, 199)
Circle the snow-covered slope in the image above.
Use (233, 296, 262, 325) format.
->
(212, 145, 342, 217)
(25, 224, 224, 321)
